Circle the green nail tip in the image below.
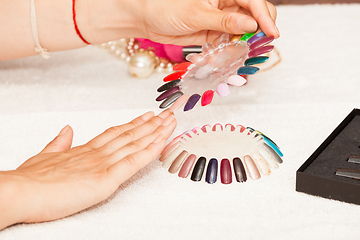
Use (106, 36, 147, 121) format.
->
(244, 56, 269, 66)
(240, 33, 256, 42)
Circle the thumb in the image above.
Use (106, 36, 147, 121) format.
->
(200, 7, 258, 35)
(41, 125, 74, 153)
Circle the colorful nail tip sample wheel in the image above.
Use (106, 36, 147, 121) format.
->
(160, 123, 283, 184)
(155, 32, 275, 111)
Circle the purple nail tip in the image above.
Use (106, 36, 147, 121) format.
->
(184, 94, 201, 111)
(156, 86, 180, 101)
(248, 31, 266, 45)
(249, 36, 274, 50)
(248, 45, 274, 58)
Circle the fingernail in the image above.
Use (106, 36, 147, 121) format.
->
(252, 153, 271, 176)
(233, 157, 247, 183)
(274, 25, 280, 38)
(238, 17, 258, 33)
(151, 134, 163, 144)
(140, 111, 154, 121)
(190, 157, 206, 182)
(162, 146, 183, 169)
(162, 114, 175, 127)
(58, 125, 70, 136)
(205, 158, 218, 184)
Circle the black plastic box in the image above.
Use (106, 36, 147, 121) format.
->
(296, 108, 360, 205)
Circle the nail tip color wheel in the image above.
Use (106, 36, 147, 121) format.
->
(156, 32, 275, 111)
(159, 123, 283, 184)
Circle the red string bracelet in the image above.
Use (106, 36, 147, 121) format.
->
(72, 0, 91, 45)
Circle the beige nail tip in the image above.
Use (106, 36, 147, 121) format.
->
(244, 155, 261, 180)
(159, 142, 180, 162)
(169, 94, 190, 112)
(162, 146, 183, 169)
(168, 150, 189, 174)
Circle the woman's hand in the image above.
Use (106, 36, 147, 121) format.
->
(0, 110, 176, 230)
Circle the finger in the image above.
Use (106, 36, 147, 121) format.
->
(107, 119, 177, 165)
(107, 125, 176, 184)
(100, 113, 175, 154)
(236, 0, 279, 38)
(41, 125, 74, 153)
(198, 5, 258, 35)
(86, 111, 155, 149)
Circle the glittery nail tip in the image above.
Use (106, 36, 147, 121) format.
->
(157, 79, 181, 92)
(205, 158, 218, 184)
(220, 159, 232, 184)
(237, 66, 260, 75)
(156, 86, 180, 101)
(249, 36, 274, 50)
(184, 94, 201, 111)
(173, 62, 192, 71)
(201, 90, 214, 106)
(247, 31, 266, 45)
(244, 56, 269, 66)
(159, 92, 183, 109)
(163, 71, 184, 82)
(233, 157, 247, 183)
(248, 45, 274, 58)
(190, 157, 206, 182)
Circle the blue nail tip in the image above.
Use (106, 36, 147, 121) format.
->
(206, 158, 218, 184)
(264, 137, 283, 157)
(244, 56, 269, 66)
(237, 66, 260, 75)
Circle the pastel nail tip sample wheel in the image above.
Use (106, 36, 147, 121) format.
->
(155, 32, 275, 111)
(159, 123, 283, 184)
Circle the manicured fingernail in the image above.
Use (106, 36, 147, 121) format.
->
(205, 158, 218, 184)
(190, 157, 206, 182)
(58, 125, 70, 135)
(178, 154, 196, 178)
(140, 111, 154, 121)
(162, 114, 175, 126)
(169, 150, 189, 174)
(274, 25, 280, 38)
(162, 146, 183, 169)
(153, 134, 164, 144)
(233, 157, 247, 183)
(220, 159, 232, 184)
(244, 155, 261, 180)
(169, 94, 190, 112)
(158, 109, 171, 119)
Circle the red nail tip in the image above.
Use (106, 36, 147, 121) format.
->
(201, 90, 214, 106)
(237, 125, 246, 132)
(201, 124, 211, 133)
(163, 71, 185, 82)
(212, 123, 223, 131)
(220, 159, 232, 184)
(173, 62, 192, 71)
(225, 124, 235, 131)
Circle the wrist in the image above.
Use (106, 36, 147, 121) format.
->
(0, 171, 29, 230)
(77, 0, 146, 44)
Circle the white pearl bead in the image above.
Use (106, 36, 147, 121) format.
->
(128, 52, 156, 78)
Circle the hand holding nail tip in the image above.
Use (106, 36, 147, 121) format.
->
(155, 32, 275, 111)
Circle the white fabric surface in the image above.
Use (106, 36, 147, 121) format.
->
(1, 4, 360, 239)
